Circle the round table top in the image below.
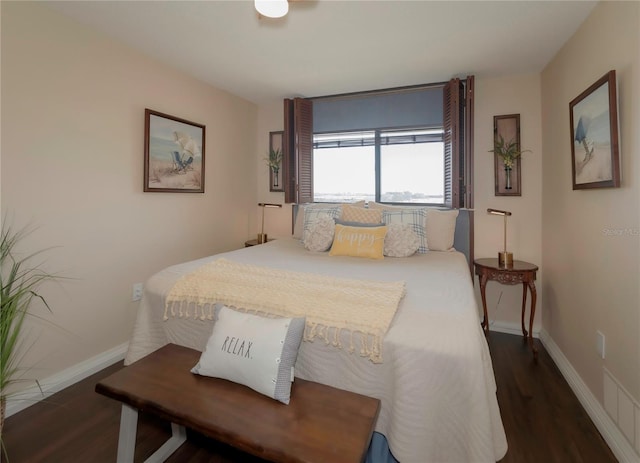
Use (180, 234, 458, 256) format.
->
(474, 257, 538, 272)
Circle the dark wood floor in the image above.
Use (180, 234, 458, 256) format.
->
(3, 332, 617, 463)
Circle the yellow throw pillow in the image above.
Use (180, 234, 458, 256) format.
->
(341, 204, 383, 224)
(329, 224, 387, 259)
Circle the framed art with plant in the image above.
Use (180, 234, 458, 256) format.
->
(144, 109, 206, 193)
(569, 70, 620, 190)
(267, 131, 284, 192)
(491, 114, 529, 196)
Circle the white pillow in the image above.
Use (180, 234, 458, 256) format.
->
(381, 208, 428, 253)
(303, 215, 335, 252)
(425, 209, 459, 251)
(384, 223, 420, 257)
(191, 305, 305, 404)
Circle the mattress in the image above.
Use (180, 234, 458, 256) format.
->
(125, 238, 507, 462)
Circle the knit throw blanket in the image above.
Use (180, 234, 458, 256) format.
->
(164, 258, 406, 363)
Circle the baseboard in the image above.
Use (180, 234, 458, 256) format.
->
(487, 320, 540, 338)
(5, 342, 129, 418)
(539, 329, 640, 463)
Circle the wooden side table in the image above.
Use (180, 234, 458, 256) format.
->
(474, 258, 539, 357)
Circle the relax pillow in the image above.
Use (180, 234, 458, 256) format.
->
(329, 224, 387, 259)
(381, 208, 428, 253)
(384, 223, 420, 257)
(191, 305, 305, 404)
(425, 209, 459, 251)
(303, 215, 335, 252)
(340, 204, 383, 224)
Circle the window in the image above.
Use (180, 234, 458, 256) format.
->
(313, 128, 445, 204)
(284, 77, 473, 208)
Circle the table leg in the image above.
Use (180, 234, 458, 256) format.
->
(479, 273, 489, 331)
(521, 281, 528, 338)
(527, 280, 538, 359)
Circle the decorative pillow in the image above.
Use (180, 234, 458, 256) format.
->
(425, 209, 459, 251)
(302, 207, 341, 237)
(341, 205, 383, 224)
(335, 219, 384, 227)
(384, 223, 420, 257)
(367, 202, 403, 211)
(303, 215, 335, 252)
(382, 208, 428, 253)
(293, 203, 364, 239)
(191, 305, 305, 404)
(329, 224, 387, 259)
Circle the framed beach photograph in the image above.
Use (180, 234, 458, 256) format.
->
(569, 70, 620, 190)
(144, 109, 206, 193)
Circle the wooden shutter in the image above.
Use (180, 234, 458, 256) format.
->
(443, 79, 461, 208)
(443, 76, 474, 209)
(283, 98, 313, 204)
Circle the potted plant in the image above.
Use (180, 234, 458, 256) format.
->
(1, 222, 58, 451)
(265, 148, 282, 187)
(489, 135, 531, 190)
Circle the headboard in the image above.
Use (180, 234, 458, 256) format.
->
(291, 204, 474, 274)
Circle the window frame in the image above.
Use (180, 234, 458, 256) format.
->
(312, 126, 446, 205)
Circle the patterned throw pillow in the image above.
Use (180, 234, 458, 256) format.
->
(192, 305, 305, 405)
(303, 215, 336, 252)
(302, 207, 341, 236)
(329, 224, 387, 259)
(384, 223, 420, 257)
(340, 204, 383, 224)
(382, 208, 428, 253)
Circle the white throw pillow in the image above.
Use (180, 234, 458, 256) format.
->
(425, 209, 459, 251)
(384, 223, 420, 257)
(192, 305, 305, 404)
(303, 215, 336, 252)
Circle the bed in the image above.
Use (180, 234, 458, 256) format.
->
(124, 207, 507, 463)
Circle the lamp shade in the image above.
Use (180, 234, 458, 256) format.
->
(255, 0, 288, 18)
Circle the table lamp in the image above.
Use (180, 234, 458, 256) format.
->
(487, 208, 513, 266)
(258, 203, 282, 244)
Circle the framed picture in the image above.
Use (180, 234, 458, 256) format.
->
(144, 109, 205, 193)
(569, 70, 620, 190)
(493, 114, 522, 196)
(269, 131, 284, 192)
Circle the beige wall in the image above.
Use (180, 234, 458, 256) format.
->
(541, 1, 639, 403)
(1, 2, 257, 390)
(473, 74, 543, 331)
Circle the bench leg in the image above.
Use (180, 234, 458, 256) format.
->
(116, 404, 187, 463)
(144, 423, 187, 463)
(117, 404, 138, 463)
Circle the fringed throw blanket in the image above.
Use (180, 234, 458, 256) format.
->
(164, 258, 406, 363)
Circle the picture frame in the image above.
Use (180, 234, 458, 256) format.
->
(493, 114, 522, 196)
(269, 131, 284, 192)
(144, 109, 205, 193)
(569, 70, 620, 190)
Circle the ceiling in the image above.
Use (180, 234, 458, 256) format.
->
(46, 1, 598, 105)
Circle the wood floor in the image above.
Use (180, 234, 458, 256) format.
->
(2, 332, 617, 463)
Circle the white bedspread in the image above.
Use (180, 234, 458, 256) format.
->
(125, 239, 507, 463)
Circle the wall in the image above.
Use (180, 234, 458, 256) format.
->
(541, 0, 639, 413)
(1, 2, 257, 394)
(473, 74, 543, 332)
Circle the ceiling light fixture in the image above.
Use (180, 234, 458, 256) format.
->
(255, 0, 289, 18)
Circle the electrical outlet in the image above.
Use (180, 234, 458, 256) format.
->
(596, 330, 605, 359)
(132, 283, 143, 302)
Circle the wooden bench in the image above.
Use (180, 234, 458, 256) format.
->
(96, 344, 380, 463)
